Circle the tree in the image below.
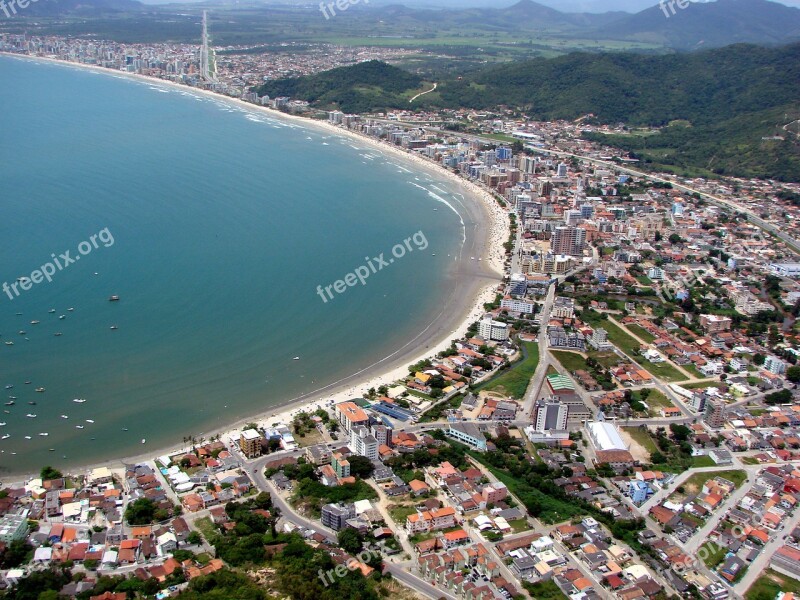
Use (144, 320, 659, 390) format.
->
(347, 455, 375, 479)
(125, 498, 157, 525)
(337, 528, 363, 555)
(787, 365, 800, 383)
(39, 466, 62, 480)
(0, 539, 32, 568)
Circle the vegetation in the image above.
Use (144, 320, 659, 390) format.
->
(124, 498, 158, 525)
(477, 341, 539, 399)
(39, 466, 62, 480)
(523, 579, 569, 600)
(746, 569, 800, 600)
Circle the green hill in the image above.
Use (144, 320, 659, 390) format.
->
(255, 60, 422, 115)
(258, 43, 800, 180)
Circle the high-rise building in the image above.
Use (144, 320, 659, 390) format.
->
(534, 401, 568, 431)
(551, 226, 586, 256)
(704, 399, 726, 428)
(479, 318, 510, 342)
(239, 429, 262, 458)
(350, 426, 379, 460)
(556, 162, 568, 178)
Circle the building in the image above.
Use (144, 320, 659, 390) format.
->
(446, 422, 487, 451)
(306, 444, 332, 465)
(628, 480, 650, 505)
(770, 263, 800, 278)
(588, 328, 613, 351)
(551, 226, 586, 256)
(534, 401, 568, 431)
(0, 513, 29, 543)
(771, 545, 800, 580)
(239, 429, 262, 459)
(478, 318, 510, 342)
(587, 421, 628, 452)
(350, 425, 379, 461)
(335, 401, 370, 433)
(704, 399, 726, 429)
(508, 273, 527, 296)
(699, 314, 732, 333)
(482, 483, 508, 505)
(763, 355, 787, 375)
(406, 506, 457, 533)
(321, 503, 355, 531)
(332, 452, 350, 478)
(500, 297, 536, 314)
(551, 296, 575, 319)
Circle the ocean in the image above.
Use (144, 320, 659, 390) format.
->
(0, 55, 477, 475)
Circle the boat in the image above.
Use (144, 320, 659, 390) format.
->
(27, 401, 36, 405)
(73, 398, 86, 404)
(470, 257, 475, 260)
(35, 387, 45, 393)
(68, 307, 74, 311)
(293, 356, 300, 360)
(4, 342, 12, 346)
(24, 436, 31, 440)
(141, 439, 146, 444)
(24, 381, 30, 384)
(48, 309, 55, 313)
(109, 295, 120, 302)
(60, 415, 68, 419)
(86, 419, 94, 423)
(26, 413, 37, 418)
(122, 428, 128, 431)
(5, 401, 14, 406)
(8, 396, 16, 400)
(4, 385, 12, 389)
(75, 425, 84, 429)
(30, 320, 40, 325)
(18, 331, 25, 335)
(0, 422, 5, 426)
(54, 333, 62, 337)
(58, 315, 65, 320)
(110, 326, 118, 330)
(0, 435, 8, 440)
(39, 433, 48, 436)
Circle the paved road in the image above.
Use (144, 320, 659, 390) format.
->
(734, 508, 800, 594)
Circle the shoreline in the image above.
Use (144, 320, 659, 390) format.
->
(0, 52, 511, 482)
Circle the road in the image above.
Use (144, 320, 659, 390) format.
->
(734, 508, 800, 594)
(409, 82, 437, 103)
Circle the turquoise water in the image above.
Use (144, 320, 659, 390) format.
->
(0, 56, 474, 475)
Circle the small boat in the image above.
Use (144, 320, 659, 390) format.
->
(26, 413, 37, 418)
(75, 425, 84, 429)
(470, 257, 475, 260)
(0, 434, 9, 440)
(68, 307, 74, 311)
(109, 295, 120, 302)
(5, 401, 14, 406)
(24, 381, 30, 385)
(122, 427, 128, 431)
(54, 333, 62, 337)
(59, 315, 65, 320)
(0, 422, 5, 426)
(141, 438, 146, 444)
(24, 436, 31, 440)
(4, 342, 12, 346)
(73, 398, 86, 403)
(35, 388, 45, 393)
(48, 309, 56, 313)
(4, 385, 12, 389)
(110, 325, 118, 330)
(293, 356, 300, 360)
(61, 415, 68, 419)
(15, 312, 22, 315)
(27, 401, 36, 405)
(18, 331, 25, 335)
(8, 396, 16, 400)
(86, 419, 94, 423)
(30, 320, 40, 325)
(39, 432, 48, 436)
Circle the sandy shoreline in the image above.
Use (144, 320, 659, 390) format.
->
(0, 52, 510, 482)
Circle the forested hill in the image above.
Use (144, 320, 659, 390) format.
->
(256, 61, 421, 115)
(255, 43, 800, 181)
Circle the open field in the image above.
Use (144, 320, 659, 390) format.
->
(480, 342, 540, 399)
(622, 426, 659, 456)
(551, 351, 588, 373)
(746, 569, 800, 600)
(627, 324, 656, 343)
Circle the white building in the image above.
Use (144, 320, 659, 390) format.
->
(587, 421, 628, 452)
(770, 263, 800, 278)
(763, 356, 787, 375)
(534, 401, 568, 431)
(479, 318, 510, 342)
(350, 425, 379, 461)
(500, 297, 536, 314)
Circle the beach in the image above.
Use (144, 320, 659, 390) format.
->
(0, 52, 510, 481)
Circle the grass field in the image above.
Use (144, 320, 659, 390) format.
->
(644, 360, 687, 382)
(623, 426, 659, 455)
(480, 342, 540, 399)
(588, 351, 623, 368)
(681, 381, 719, 390)
(552, 351, 588, 373)
(679, 470, 747, 495)
(644, 390, 672, 409)
(692, 455, 716, 468)
(584, 313, 643, 356)
(389, 504, 418, 525)
(746, 569, 800, 600)
(627, 324, 656, 343)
